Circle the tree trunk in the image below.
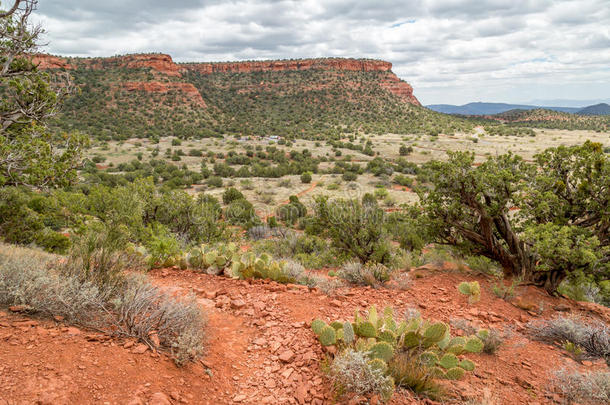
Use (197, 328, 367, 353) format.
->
(524, 269, 566, 295)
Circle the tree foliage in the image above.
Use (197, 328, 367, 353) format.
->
(419, 141, 609, 294)
(0, 0, 86, 188)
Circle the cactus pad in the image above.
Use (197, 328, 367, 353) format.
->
(459, 359, 475, 371)
(343, 322, 355, 345)
(369, 341, 394, 362)
(378, 330, 397, 344)
(330, 321, 344, 330)
(358, 321, 377, 338)
(368, 358, 388, 374)
(311, 319, 327, 336)
(444, 367, 465, 380)
(319, 325, 337, 346)
(423, 322, 448, 342)
(439, 353, 459, 369)
(464, 337, 484, 353)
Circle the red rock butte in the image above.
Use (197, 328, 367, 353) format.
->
(32, 53, 421, 106)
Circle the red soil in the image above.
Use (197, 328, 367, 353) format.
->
(1, 267, 608, 404)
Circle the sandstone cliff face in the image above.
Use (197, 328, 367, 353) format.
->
(32, 54, 73, 70)
(181, 58, 392, 74)
(122, 81, 205, 107)
(33, 53, 420, 106)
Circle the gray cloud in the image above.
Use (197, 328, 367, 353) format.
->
(32, 0, 610, 104)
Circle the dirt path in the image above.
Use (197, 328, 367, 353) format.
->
(258, 181, 318, 221)
(1, 268, 609, 404)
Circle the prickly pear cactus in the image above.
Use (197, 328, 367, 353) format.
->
(319, 325, 336, 346)
(457, 281, 481, 303)
(311, 319, 326, 336)
(369, 341, 394, 362)
(343, 322, 355, 345)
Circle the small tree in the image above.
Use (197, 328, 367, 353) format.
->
(300, 171, 312, 184)
(314, 196, 389, 263)
(419, 142, 608, 294)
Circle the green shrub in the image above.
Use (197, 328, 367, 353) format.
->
(207, 176, 223, 188)
(225, 198, 258, 226)
(300, 172, 312, 184)
(143, 224, 183, 269)
(222, 187, 245, 204)
(313, 196, 389, 264)
(34, 229, 71, 254)
(465, 255, 502, 277)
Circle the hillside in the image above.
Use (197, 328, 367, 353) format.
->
(578, 103, 610, 116)
(426, 102, 579, 115)
(35, 53, 475, 140)
(488, 108, 610, 131)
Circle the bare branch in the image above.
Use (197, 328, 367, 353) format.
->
(0, 0, 21, 18)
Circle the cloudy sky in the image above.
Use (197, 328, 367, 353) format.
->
(31, 0, 610, 105)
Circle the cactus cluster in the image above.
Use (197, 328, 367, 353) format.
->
(187, 243, 238, 275)
(311, 305, 483, 385)
(457, 281, 481, 303)
(230, 252, 297, 284)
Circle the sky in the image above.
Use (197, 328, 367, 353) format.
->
(28, 0, 610, 105)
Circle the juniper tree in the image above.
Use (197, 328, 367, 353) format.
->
(419, 141, 608, 294)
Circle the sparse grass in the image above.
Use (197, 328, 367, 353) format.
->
(527, 316, 610, 364)
(551, 369, 610, 403)
(464, 255, 502, 277)
(0, 243, 206, 366)
(491, 277, 520, 301)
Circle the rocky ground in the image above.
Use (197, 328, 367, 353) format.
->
(0, 266, 608, 405)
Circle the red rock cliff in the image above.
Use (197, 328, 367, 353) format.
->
(33, 53, 420, 106)
(122, 81, 205, 107)
(182, 58, 420, 105)
(181, 58, 392, 74)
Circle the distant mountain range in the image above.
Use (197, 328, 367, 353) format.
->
(426, 102, 610, 116)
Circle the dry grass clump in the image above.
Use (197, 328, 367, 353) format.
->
(551, 369, 610, 403)
(337, 261, 392, 287)
(328, 349, 394, 402)
(527, 316, 610, 364)
(388, 352, 442, 400)
(0, 243, 206, 366)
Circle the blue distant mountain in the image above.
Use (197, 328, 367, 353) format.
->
(577, 103, 610, 116)
(426, 102, 580, 115)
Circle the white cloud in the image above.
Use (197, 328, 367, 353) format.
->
(31, 0, 610, 104)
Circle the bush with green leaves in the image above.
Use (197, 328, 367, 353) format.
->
(277, 195, 307, 225)
(224, 198, 259, 227)
(300, 171, 312, 184)
(222, 187, 245, 204)
(313, 196, 391, 264)
(312, 306, 483, 401)
(143, 224, 183, 269)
